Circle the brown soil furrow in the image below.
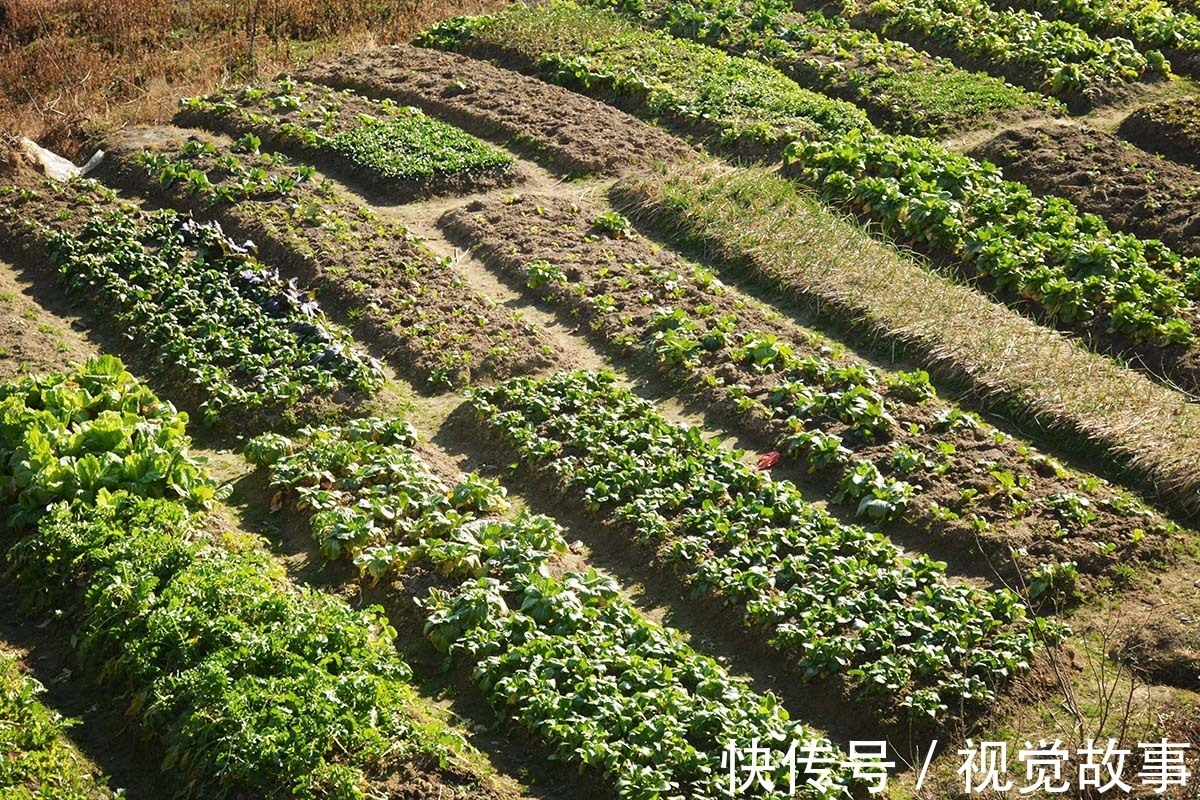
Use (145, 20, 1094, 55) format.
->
(0, 258, 97, 382)
(294, 44, 697, 177)
(378, 186, 614, 379)
(970, 121, 1200, 258)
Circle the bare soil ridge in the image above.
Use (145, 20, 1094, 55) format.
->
(294, 44, 697, 177)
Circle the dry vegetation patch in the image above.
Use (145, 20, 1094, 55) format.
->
(0, 0, 507, 157)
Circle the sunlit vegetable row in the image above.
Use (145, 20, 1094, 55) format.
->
(248, 419, 852, 799)
(0, 358, 469, 799)
(783, 130, 1200, 345)
(422, 4, 869, 150)
(590, 0, 1060, 133)
(468, 370, 1043, 719)
(561, 0, 1159, 103)
(856, 0, 1164, 102)
(1005, 0, 1200, 74)
(179, 77, 514, 188)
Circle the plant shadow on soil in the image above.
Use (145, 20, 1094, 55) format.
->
(0, 563, 172, 799)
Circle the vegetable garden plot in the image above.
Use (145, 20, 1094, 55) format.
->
(0, 649, 116, 798)
(469, 370, 1042, 721)
(614, 162, 1200, 519)
(0, 358, 504, 800)
(971, 122, 1200, 258)
(421, 4, 871, 158)
(431, 0, 1149, 112)
(1000, 0, 1200, 77)
(839, 0, 1165, 108)
(293, 43, 697, 178)
(0, 180, 382, 426)
(247, 419, 853, 799)
(579, 0, 1060, 136)
(101, 127, 557, 391)
(1119, 96, 1200, 169)
(428, 6, 1200, 394)
(441, 194, 1180, 583)
(177, 77, 520, 201)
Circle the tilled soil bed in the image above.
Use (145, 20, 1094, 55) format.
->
(971, 122, 1200, 258)
(1119, 96, 1200, 170)
(295, 44, 697, 177)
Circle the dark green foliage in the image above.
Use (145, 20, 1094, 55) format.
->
(470, 370, 1041, 719)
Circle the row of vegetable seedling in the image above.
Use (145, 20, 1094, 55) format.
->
(588, 0, 1162, 106)
(247, 418, 862, 799)
(1002, 0, 1200, 76)
(588, 0, 1061, 133)
(467, 369, 1046, 720)
(0, 180, 381, 426)
(102, 127, 557, 390)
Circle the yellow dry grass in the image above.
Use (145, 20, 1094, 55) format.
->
(0, 0, 505, 157)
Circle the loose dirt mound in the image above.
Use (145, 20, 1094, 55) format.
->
(972, 122, 1200, 257)
(295, 44, 697, 176)
(1119, 96, 1200, 170)
(1124, 617, 1200, 690)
